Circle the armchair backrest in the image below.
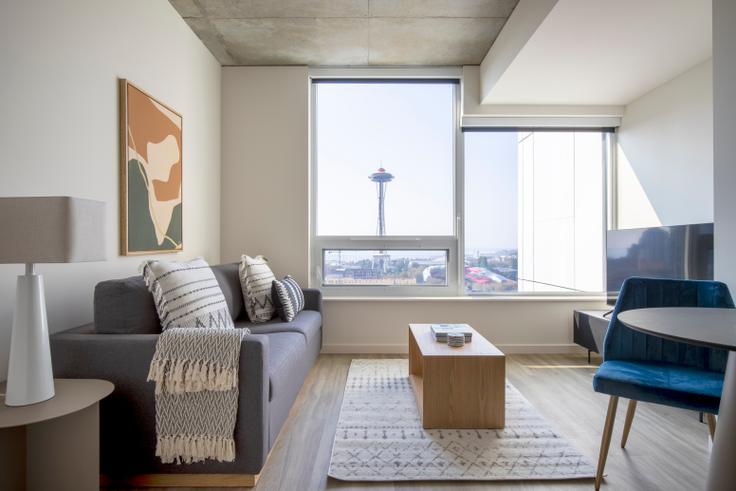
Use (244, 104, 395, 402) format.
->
(604, 277, 734, 372)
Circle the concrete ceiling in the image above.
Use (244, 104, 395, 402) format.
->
(480, 0, 712, 105)
(169, 0, 519, 66)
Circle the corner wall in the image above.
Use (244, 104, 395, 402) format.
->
(714, 0, 736, 290)
(616, 60, 713, 229)
(0, 0, 222, 380)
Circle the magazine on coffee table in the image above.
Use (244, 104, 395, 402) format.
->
(430, 323, 473, 342)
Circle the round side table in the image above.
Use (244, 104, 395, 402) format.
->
(0, 378, 114, 491)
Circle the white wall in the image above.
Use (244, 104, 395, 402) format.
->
(616, 60, 713, 229)
(220, 67, 310, 284)
(0, 0, 222, 380)
(462, 66, 623, 122)
(220, 67, 608, 354)
(714, 0, 736, 290)
(322, 297, 606, 354)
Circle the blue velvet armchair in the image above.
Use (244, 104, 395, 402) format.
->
(592, 277, 734, 490)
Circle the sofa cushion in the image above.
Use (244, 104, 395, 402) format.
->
(593, 360, 723, 414)
(272, 276, 305, 322)
(141, 257, 234, 330)
(235, 310, 322, 346)
(211, 263, 244, 321)
(94, 276, 160, 334)
(94, 263, 243, 334)
(265, 332, 307, 402)
(239, 255, 276, 323)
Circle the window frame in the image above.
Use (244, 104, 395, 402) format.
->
(309, 74, 463, 297)
(308, 68, 613, 298)
(461, 127, 614, 297)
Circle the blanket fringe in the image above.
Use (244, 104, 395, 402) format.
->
(147, 358, 238, 394)
(156, 435, 236, 464)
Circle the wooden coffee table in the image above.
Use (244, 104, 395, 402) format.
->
(408, 324, 505, 429)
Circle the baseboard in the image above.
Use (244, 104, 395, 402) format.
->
(101, 473, 258, 488)
(322, 343, 408, 354)
(495, 343, 587, 355)
(322, 343, 586, 355)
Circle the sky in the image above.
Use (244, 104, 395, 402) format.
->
(315, 82, 520, 253)
(464, 131, 518, 252)
(315, 82, 455, 236)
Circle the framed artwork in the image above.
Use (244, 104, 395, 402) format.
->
(119, 79, 183, 255)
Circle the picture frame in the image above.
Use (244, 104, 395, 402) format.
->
(119, 79, 183, 255)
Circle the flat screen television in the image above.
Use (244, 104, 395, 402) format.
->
(606, 223, 714, 305)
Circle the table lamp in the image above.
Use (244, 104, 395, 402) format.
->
(0, 197, 106, 406)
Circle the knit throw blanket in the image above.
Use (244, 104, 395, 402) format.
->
(147, 327, 249, 464)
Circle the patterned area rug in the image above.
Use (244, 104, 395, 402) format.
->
(328, 359, 596, 481)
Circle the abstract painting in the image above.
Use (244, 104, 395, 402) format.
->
(119, 79, 183, 255)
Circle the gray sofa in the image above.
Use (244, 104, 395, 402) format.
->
(50, 263, 322, 479)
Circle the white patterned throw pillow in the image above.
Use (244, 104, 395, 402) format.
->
(239, 255, 276, 323)
(272, 275, 305, 322)
(140, 257, 234, 331)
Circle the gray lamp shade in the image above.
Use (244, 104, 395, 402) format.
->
(0, 197, 106, 263)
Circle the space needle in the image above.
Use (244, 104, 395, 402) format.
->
(369, 167, 394, 235)
(369, 167, 394, 272)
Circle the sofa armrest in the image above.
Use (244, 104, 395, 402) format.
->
(50, 330, 271, 475)
(51, 331, 159, 382)
(302, 288, 322, 313)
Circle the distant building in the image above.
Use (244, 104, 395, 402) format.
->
(372, 251, 391, 273)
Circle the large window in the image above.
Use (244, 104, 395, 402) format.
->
(464, 130, 608, 294)
(312, 80, 459, 293)
(311, 76, 609, 296)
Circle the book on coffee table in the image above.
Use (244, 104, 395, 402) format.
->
(430, 323, 473, 342)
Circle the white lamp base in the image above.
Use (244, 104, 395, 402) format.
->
(5, 266, 55, 406)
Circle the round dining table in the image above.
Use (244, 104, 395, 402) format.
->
(618, 307, 736, 491)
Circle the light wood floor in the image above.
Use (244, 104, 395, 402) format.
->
(123, 354, 713, 491)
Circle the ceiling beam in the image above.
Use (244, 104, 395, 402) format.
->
(479, 0, 558, 104)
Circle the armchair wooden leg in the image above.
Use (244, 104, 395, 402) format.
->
(621, 399, 637, 448)
(707, 413, 717, 442)
(596, 396, 619, 490)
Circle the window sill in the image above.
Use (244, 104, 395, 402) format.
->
(323, 295, 607, 302)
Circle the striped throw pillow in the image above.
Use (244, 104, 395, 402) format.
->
(239, 255, 276, 323)
(272, 276, 305, 322)
(140, 258, 234, 331)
